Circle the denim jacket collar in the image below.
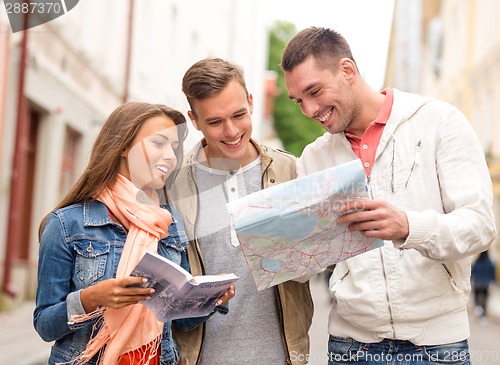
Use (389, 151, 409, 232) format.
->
(83, 200, 115, 227)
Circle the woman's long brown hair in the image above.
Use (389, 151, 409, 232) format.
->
(38, 102, 187, 238)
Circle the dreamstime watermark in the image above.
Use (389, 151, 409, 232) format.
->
(3, 0, 79, 33)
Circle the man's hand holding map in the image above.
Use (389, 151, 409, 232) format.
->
(227, 159, 383, 291)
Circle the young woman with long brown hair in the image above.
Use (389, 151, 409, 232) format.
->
(34, 102, 233, 365)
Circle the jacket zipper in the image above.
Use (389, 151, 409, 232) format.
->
(379, 251, 396, 338)
(364, 141, 395, 335)
(404, 140, 421, 188)
(366, 175, 372, 198)
(275, 287, 292, 365)
(329, 270, 350, 293)
(262, 150, 290, 364)
(442, 264, 464, 294)
(365, 140, 395, 335)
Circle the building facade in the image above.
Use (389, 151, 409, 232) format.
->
(385, 0, 500, 269)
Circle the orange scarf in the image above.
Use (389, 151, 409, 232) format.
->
(68, 174, 171, 365)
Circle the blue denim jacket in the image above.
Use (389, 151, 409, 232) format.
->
(34, 200, 191, 365)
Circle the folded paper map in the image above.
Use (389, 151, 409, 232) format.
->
(227, 159, 383, 291)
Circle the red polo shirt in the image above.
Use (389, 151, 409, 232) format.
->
(345, 88, 393, 177)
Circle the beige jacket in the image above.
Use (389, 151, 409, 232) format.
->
(168, 139, 314, 365)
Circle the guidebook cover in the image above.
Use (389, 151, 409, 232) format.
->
(131, 252, 238, 322)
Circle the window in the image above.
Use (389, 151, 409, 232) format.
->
(60, 126, 81, 196)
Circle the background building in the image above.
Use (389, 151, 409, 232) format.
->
(385, 0, 500, 270)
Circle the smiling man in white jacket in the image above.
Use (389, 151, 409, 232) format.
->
(281, 27, 496, 365)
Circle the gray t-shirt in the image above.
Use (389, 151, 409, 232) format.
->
(194, 158, 287, 365)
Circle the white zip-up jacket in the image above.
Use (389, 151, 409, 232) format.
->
(297, 89, 496, 345)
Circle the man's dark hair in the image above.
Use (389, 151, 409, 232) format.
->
(182, 57, 248, 119)
(281, 27, 356, 72)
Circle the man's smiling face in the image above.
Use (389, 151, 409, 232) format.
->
(284, 56, 362, 136)
(189, 78, 256, 166)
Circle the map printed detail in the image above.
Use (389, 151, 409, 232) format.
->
(227, 159, 383, 291)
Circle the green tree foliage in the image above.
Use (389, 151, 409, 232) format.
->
(267, 21, 324, 157)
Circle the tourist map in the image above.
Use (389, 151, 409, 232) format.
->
(227, 159, 383, 291)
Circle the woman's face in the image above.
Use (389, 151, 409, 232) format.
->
(119, 115, 179, 190)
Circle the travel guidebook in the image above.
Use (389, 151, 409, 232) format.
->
(130, 252, 239, 322)
(227, 159, 383, 291)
